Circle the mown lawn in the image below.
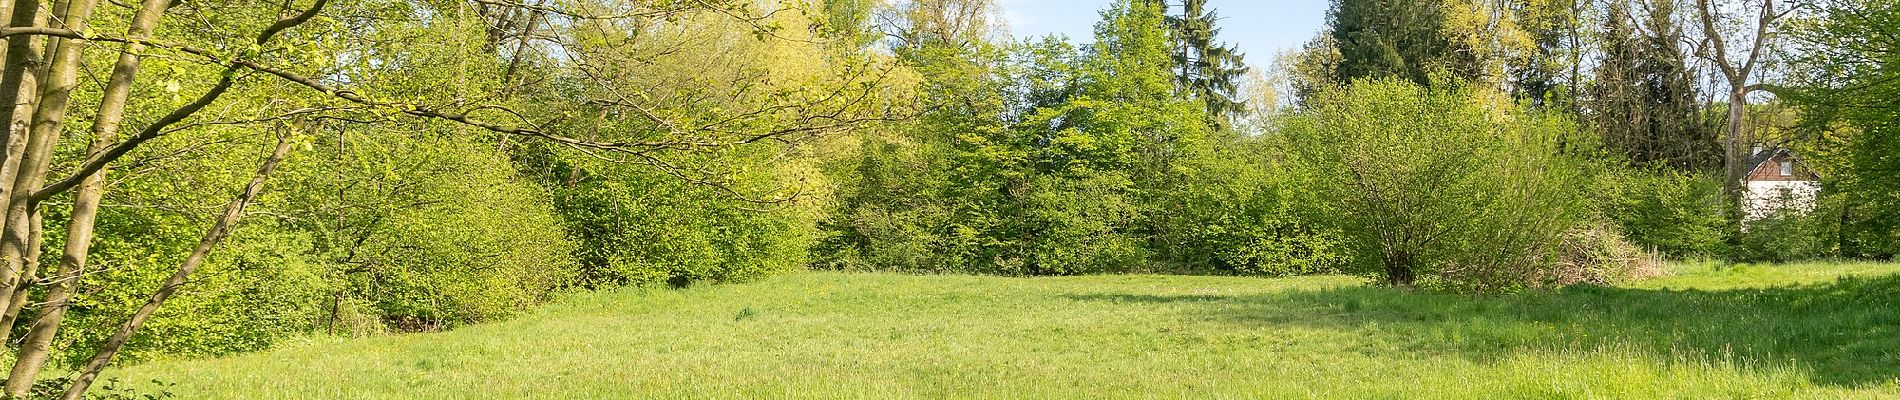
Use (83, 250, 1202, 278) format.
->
(112, 262, 1900, 399)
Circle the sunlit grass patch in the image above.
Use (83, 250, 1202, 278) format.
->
(112, 262, 1900, 399)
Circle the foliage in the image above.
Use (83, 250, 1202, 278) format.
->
(274, 131, 579, 331)
(1591, 167, 1730, 258)
(1735, 202, 1836, 263)
(1148, 0, 1251, 125)
(8, 0, 1900, 394)
(0, 0, 898, 379)
(1280, 78, 1595, 291)
(1156, 139, 1348, 276)
(820, 0, 1229, 275)
(1326, 0, 1474, 86)
(549, 157, 822, 288)
(1782, 0, 1900, 259)
(43, 125, 324, 364)
(1586, 0, 1718, 170)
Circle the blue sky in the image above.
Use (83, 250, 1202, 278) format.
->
(998, 0, 1330, 67)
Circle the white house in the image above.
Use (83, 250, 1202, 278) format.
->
(1741, 146, 1821, 222)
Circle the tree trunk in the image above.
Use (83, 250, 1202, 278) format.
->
(60, 132, 295, 400)
(0, 0, 22, 171)
(0, 0, 100, 336)
(0, 0, 49, 300)
(1696, 0, 1777, 242)
(0, 209, 38, 332)
(1384, 252, 1416, 287)
(2, 0, 171, 391)
(1722, 88, 1748, 201)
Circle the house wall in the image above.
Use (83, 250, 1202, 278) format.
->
(1743, 180, 1820, 222)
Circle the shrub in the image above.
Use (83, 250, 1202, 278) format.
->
(1736, 204, 1834, 263)
(556, 164, 820, 287)
(1158, 140, 1349, 276)
(1280, 79, 1596, 292)
(284, 135, 578, 330)
(1592, 167, 1729, 258)
(1008, 173, 1150, 275)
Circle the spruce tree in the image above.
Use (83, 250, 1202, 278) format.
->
(1146, 0, 1249, 127)
(1326, 0, 1474, 86)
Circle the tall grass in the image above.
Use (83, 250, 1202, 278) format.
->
(110, 262, 1899, 398)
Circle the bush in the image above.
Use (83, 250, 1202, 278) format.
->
(1735, 205, 1834, 263)
(46, 125, 580, 365)
(1824, 189, 1899, 260)
(1280, 79, 1596, 292)
(811, 132, 996, 274)
(555, 163, 820, 287)
(1592, 167, 1729, 258)
(814, 137, 1152, 276)
(1158, 140, 1349, 276)
(1008, 173, 1150, 275)
(275, 134, 578, 331)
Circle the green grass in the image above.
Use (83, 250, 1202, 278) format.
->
(111, 262, 1900, 399)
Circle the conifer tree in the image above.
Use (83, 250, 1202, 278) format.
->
(1326, 0, 1475, 86)
(1145, 0, 1249, 126)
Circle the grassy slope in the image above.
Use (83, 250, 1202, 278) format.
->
(114, 262, 1900, 399)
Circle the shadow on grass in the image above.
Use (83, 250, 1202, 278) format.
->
(1067, 273, 1900, 387)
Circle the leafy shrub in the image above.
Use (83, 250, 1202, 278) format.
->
(1280, 79, 1596, 292)
(811, 132, 985, 274)
(1159, 140, 1348, 276)
(815, 7, 1186, 276)
(1217, 214, 1350, 276)
(1736, 207, 1834, 263)
(815, 138, 1151, 276)
(1592, 167, 1729, 258)
(555, 163, 820, 287)
(1008, 173, 1150, 275)
(278, 133, 579, 331)
(1823, 189, 1899, 260)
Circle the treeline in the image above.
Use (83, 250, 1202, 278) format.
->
(816, 0, 1898, 286)
(0, 0, 1892, 397)
(818, 0, 1637, 287)
(818, 0, 1307, 276)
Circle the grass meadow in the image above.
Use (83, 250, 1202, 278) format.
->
(109, 261, 1899, 399)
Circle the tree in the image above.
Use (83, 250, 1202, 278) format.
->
(1507, 0, 1582, 107)
(1144, 0, 1249, 126)
(4, 0, 174, 389)
(820, 0, 1231, 275)
(1327, 0, 1477, 86)
(1693, 0, 1786, 196)
(1587, 0, 1717, 170)
(1781, 0, 1900, 258)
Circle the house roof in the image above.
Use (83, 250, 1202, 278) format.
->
(1744, 146, 1821, 181)
(1744, 147, 1786, 174)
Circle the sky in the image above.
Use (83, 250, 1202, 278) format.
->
(997, 0, 1330, 68)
